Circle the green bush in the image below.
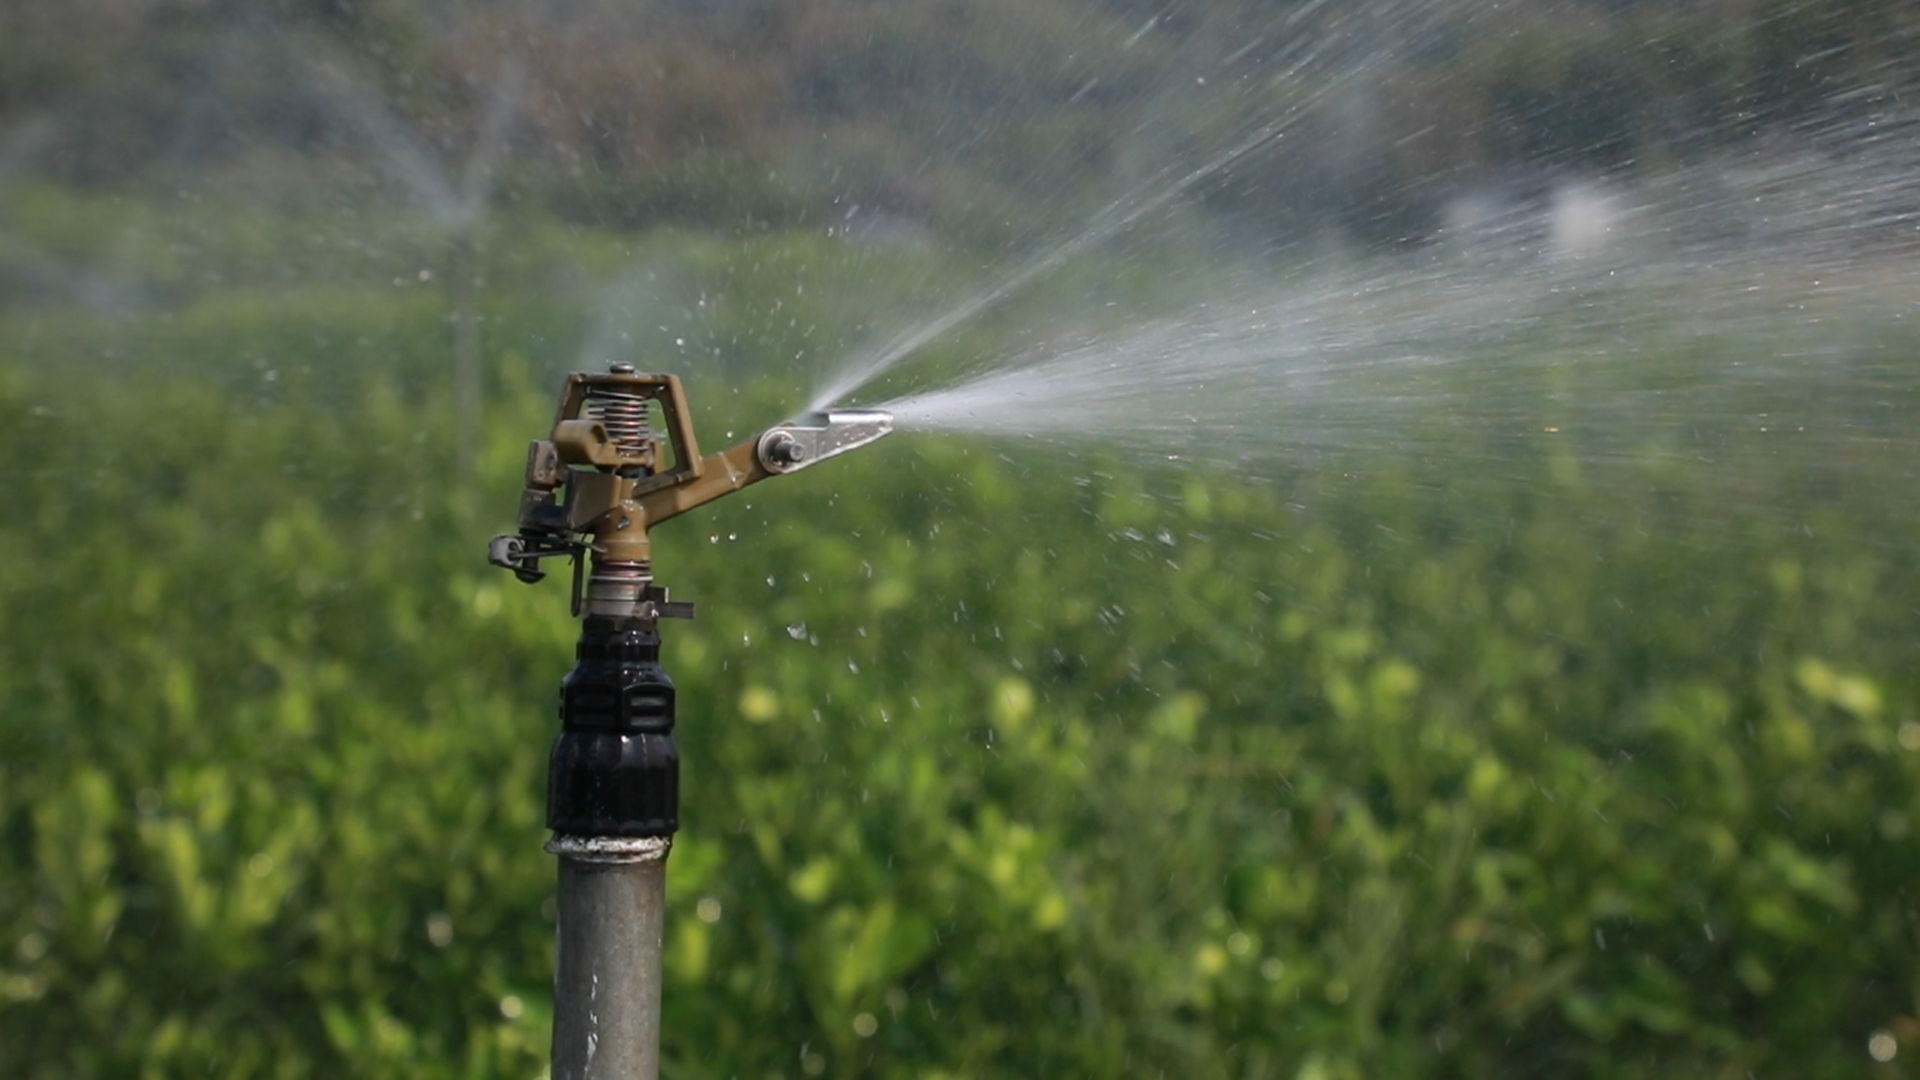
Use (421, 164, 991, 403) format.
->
(2, 229, 1918, 1078)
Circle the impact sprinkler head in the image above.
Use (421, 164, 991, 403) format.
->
(487, 365, 892, 617)
(495, 366, 895, 1075)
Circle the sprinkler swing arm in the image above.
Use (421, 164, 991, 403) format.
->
(486, 364, 890, 1080)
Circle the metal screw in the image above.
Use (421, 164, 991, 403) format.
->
(764, 432, 808, 467)
(609, 361, 636, 374)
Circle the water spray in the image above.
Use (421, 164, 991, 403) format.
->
(488, 363, 890, 1080)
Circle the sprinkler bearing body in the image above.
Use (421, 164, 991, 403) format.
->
(551, 615, 678, 838)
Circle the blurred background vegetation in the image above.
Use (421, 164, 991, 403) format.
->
(4, 0, 1919, 243)
(3, 0, 1920, 1077)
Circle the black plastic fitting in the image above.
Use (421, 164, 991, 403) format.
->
(547, 615, 679, 837)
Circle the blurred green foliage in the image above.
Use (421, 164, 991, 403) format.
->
(2, 195, 1919, 1078)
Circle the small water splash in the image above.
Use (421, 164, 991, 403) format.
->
(308, 53, 524, 232)
(804, 119, 1292, 413)
(875, 264, 1541, 461)
(803, 1, 1438, 412)
(870, 140, 1920, 472)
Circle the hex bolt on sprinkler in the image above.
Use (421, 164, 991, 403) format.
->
(488, 363, 891, 1080)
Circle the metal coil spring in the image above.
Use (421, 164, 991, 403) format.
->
(587, 388, 651, 455)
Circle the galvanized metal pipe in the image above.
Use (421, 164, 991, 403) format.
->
(548, 835, 672, 1080)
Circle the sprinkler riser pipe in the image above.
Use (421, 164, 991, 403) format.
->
(546, 613, 679, 1080)
(549, 838, 669, 1080)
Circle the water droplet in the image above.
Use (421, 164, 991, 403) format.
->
(1869, 1031, 1898, 1062)
(786, 622, 808, 640)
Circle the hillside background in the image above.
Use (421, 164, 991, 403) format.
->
(6, 0, 1918, 244)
